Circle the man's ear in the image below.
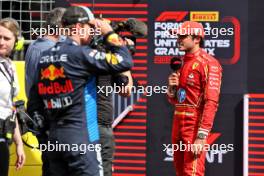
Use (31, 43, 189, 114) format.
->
(75, 23, 81, 29)
(194, 36, 201, 45)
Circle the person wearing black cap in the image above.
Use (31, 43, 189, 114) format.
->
(27, 6, 133, 176)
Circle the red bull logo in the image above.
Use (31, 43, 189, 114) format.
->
(38, 80, 74, 95)
(41, 65, 66, 81)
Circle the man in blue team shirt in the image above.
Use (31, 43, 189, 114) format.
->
(25, 7, 66, 176)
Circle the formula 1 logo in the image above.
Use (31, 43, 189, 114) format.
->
(154, 11, 241, 65)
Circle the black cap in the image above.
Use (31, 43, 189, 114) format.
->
(62, 6, 94, 27)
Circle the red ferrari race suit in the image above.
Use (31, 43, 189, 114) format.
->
(168, 49, 222, 176)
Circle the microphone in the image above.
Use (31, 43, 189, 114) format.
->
(112, 18, 148, 37)
(169, 57, 183, 98)
(170, 57, 183, 72)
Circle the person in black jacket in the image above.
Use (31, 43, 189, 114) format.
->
(97, 70, 133, 176)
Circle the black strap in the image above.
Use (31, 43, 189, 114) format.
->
(0, 119, 4, 136)
(0, 62, 15, 100)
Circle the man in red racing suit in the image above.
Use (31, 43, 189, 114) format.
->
(167, 21, 222, 176)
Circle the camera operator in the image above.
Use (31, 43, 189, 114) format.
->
(94, 19, 135, 176)
(97, 70, 133, 176)
(27, 6, 133, 176)
(25, 7, 66, 176)
(0, 18, 25, 176)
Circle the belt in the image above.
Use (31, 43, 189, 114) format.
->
(174, 111, 195, 117)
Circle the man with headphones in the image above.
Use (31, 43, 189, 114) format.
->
(27, 6, 133, 176)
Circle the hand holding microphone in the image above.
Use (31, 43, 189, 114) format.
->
(168, 72, 180, 87)
(167, 72, 180, 97)
(167, 57, 183, 97)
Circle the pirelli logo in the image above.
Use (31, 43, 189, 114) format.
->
(190, 11, 219, 22)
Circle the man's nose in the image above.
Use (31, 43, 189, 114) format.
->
(0, 37, 4, 45)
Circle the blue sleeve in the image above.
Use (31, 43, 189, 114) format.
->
(80, 45, 133, 74)
(25, 45, 41, 97)
(26, 66, 45, 118)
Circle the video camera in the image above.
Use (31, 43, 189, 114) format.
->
(15, 100, 45, 135)
(90, 18, 148, 55)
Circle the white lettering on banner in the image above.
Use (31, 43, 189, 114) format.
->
(155, 22, 181, 31)
(44, 96, 73, 109)
(206, 150, 228, 163)
(40, 54, 68, 63)
(155, 48, 184, 56)
(154, 21, 184, 58)
(204, 48, 215, 55)
(164, 145, 174, 162)
(154, 39, 177, 47)
(154, 13, 236, 63)
(154, 31, 172, 38)
(204, 40, 230, 48)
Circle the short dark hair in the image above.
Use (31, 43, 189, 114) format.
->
(43, 7, 66, 29)
(191, 35, 204, 48)
(199, 38, 204, 48)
